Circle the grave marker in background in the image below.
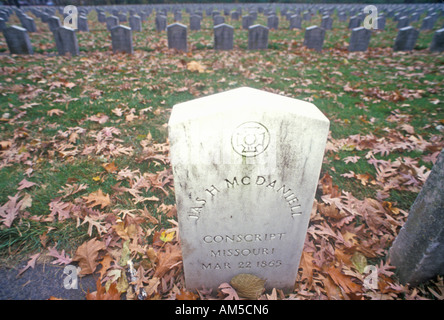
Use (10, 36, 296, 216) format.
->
(430, 28, 444, 52)
(248, 24, 269, 50)
(4, 25, 33, 54)
(54, 26, 79, 56)
(111, 25, 133, 54)
(393, 26, 419, 51)
(167, 23, 188, 52)
(304, 25, 325, 52)
(214, 23, 234, 51)
(390, 149, 444, 286)
(106, 15, 118, 31)
(129, 14, 142, 32)
(348, 26, 372, 52)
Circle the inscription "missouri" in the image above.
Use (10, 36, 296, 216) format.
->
(187, 175, 303, 220)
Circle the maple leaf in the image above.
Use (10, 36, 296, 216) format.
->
(47, 246, 72, 265)
(83, 189, 111, 209)
(327, 265, 362, 294)
(176, 288, 199, 300)
(17, 178, 36, 190)
(98, 254, 113, 280)
(140, 206, 159, 224)
(87, 279, 120, 300)
(356, 173, 375, 186)
(47, 109, 65, 116)
(72, 238, 106, 275)
(299, 251, 316, 287)
(187, 61, 205, 73)
(17, 253, 41, 277)
(343, 155, 361, 164)
(153, 243, 182, 278)
(319, 172, 341, 197)
(58, 183, 88, 198)
(103, 162, 118, 173)
(318, 273, 342, 300)
(0, 192, 23, 228)
(218, 283, 240, 300)
(87, 114, 109, 124)
(49, 198, 71, 221)
(160, 230, 175, 243)
(81, 215, 108, 237)
(64, 82, 76, 89)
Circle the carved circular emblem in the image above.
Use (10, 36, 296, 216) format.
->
(231, 122, 270, 157)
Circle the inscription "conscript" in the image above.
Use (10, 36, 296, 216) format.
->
(187, 175, 302, 220)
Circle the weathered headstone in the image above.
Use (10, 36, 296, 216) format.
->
(214, 15, 225, 26)
(231, 11, 239, 21)
(155, 14, 167, 32)
(214, 23, 234, 51)
(389, 149, 444, 286)
(54, 26, 79, 56)
(304, 25, 326, 52)
(430, 28, 444, 52)
(190, 14, 201, 31)
(0, 17, 6, 32)
(22, 15, 36, 33)
(338, 11, 347, 22)
(77, 15, 89, 32)
(106, 15, 119, 31)
(48, 15, 61, 32)
(410, 12, 421, 22)
(98, 11, 106, 23)
(348, 15, 360, 29)
(3, 25, 33, 55)
(397, 16, 409, 29)
(174, 10, 182, 22)
(267, 15, 279, 30)
(376, 15, 386, 30)
(321, 15, 333, 30)
(118, 12, 127, 23)
(289, 15, 302, 30)
(242, 15, 254, 30)
(41, 12, 50, 23)
(248, 24, 269, 50)
(393, 26, 419, 51)
(110, 25, 133, 54)
(348, 26, 372, 52)
(421, 16, 435, 31)
(168, 87, 329, 292)
(167, 23, 187, 52)
(129, 15, 142, 32)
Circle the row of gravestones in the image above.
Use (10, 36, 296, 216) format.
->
(2, 5, 443, 34)
(1, 5, 444, 55)
(3, 20, 444, 56)
(2, 3, 444, 33)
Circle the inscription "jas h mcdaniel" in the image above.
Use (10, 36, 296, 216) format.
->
(187, 175, 302, 220)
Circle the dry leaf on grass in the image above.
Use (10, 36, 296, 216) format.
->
(83, 189, 111, 209)
(187, 61, 205, 73)
(72, 238, 106, 275)
(153, 243, 182, 278)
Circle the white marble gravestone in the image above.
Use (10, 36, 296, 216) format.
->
(168, 87, 329, 292)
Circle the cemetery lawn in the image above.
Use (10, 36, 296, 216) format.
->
(0, 11, 444, 300)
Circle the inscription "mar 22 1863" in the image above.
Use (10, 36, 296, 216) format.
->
(187, 175, 303, 220)
(199, 233, 286, 271)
